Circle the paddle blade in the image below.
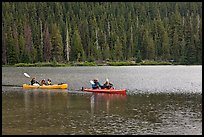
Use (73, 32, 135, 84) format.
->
(24, 73, 30, 78)
(90, 80, 94, 84)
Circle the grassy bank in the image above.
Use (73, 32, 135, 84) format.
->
(2, 60, 176, 67)
(4, 62, 69, 67)
(107, 60, 173, 66)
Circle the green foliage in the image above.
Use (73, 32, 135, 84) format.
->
(140, 60, 172, 65)
(50, 23, 64, 62)
(11, 60, 174, 67)
(14, 63, 35, 67)
(74, 61, 96, 66)
(14, 62, 69, 67)
(107, 61, 136, 66)
(2, 2, 202, 65)
(136, 50, 142, 63)
(71, 27, 85, 61)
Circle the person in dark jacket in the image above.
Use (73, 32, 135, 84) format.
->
(31, 77, 40, 85)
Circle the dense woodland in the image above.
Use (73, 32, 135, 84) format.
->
(2, 2, 202, 65)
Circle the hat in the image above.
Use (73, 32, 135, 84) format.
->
(106, 78, 109, 82)
(94, 78, 99, 82)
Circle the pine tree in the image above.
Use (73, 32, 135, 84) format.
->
(136, 50, 142, 63)
(18, 33, 26, 63)
(114, 36, 123, 61)
(24, 23, 33, 63)
(70, 26, 85, 61)
(185, 15, 197, 64)
(43, 23, 52, 62)
(6, 28, 18, 64)
(161, 30, 170, 60)
(144, 29, 155, 60)
(169, 3, 183, 62)
(50, 23, 64, 62)
(2, 32, 7, 64)
(179, 36, 188, 65)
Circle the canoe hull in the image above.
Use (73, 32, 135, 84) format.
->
(83, 88, 126, 94)
(23, 84, 68, 89)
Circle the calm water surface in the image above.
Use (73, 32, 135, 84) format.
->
(2, 66, 202, 135)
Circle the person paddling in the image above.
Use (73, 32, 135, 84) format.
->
(92, 79, 103, 89)
(31, 77, 40, 85)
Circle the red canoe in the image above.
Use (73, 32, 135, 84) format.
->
(82, 88, 127, 94)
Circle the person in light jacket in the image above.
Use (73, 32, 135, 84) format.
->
(47, 79, 52, 85)
(103, 79, 113, 89)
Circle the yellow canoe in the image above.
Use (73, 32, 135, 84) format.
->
(23, 84, 68, 89)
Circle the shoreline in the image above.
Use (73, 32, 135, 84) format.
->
(2, 60, 201, 67)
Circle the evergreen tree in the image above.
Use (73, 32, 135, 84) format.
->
(2, 31, 7, 65)
(6, 28, 18, 64)
(172, 28, 180, 62)
(114, 36, 123, 61)
(179, 35, 188, 64)
(136, 50, 142, 63)
(18, 33, 26, 63)
(43, 23, 52, 62)
(2, 2, 202, 65)
(70, 26, 85, 61)
(23, 23, 33, 63)
(185, 16, 197, 64)
(161, 30, 170, 60)
(50, 23, 64, 62)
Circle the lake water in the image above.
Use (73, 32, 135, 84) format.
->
(2, 66, 202, 135)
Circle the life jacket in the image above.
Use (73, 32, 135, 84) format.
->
(47, 81, 51, 85)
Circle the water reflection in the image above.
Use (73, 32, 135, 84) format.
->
(90, 93, 127, 115)
(20, 89, 70, 134)
(2, 87, 202, 135)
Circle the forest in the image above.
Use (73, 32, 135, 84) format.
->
(2, 2, 202, 65)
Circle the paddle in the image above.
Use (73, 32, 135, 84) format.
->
(24, 72, 30, 78)
(24, 73, 40, 86)
(90, 80, 94, 85)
